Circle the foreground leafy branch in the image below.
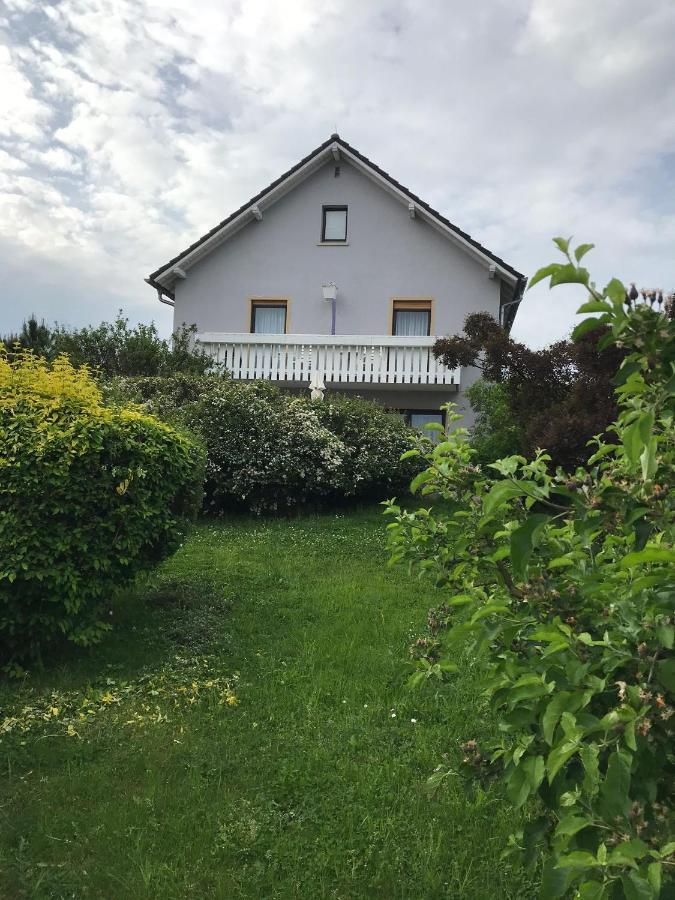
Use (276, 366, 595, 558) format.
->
(386, 239, 675, 899)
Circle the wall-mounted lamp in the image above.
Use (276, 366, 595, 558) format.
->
(322, 282, 338, 334)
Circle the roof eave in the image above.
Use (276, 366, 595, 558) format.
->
(147, 133, 524, 293)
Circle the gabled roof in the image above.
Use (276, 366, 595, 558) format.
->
(146, 134, 526, 327)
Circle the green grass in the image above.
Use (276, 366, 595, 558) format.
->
(0, 509, 536, 899)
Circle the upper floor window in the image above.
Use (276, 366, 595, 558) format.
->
(392, 298, 432, 336)
(251, 299, 287, 334)
(322, 205, 347, 242)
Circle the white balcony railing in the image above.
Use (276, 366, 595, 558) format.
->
(197, 333, 460, 387)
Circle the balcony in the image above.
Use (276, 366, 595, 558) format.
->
(196, 333, 460, 387)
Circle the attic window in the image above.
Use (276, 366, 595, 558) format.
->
(322, 206, 347, 242)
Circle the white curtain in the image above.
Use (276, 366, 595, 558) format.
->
(394, 310, 429, 336)
(254, 306, 285, 333)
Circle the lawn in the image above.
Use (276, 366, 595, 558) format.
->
(0, 509, 536, 899)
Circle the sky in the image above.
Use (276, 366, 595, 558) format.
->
(0, 0, 674, 348)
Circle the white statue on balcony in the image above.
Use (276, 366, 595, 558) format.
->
(309, 374, 326, 401)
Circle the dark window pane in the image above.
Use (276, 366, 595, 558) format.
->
(409, 412, 443, 429)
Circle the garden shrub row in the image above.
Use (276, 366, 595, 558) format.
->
(0, 350, 205, 663)
(112, 376, 420, 513)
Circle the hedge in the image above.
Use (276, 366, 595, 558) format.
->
(0, 350, 205, 662)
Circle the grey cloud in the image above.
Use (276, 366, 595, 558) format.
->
(0, 0, 674, 347)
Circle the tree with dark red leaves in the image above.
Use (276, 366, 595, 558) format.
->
(433, 313, 626, 469)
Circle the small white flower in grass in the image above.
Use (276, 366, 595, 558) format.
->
(410, 718, 417, 725)
(390, 709, 396, 718)
(363, 704, 368, 708)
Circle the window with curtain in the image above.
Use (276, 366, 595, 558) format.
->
(251, 302, 287, 334)
(392, 299, 432, 336)
(322, 206, 347, 241)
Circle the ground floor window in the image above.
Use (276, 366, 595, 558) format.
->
(407, 411, 444, 430)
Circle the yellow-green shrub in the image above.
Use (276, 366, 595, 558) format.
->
(0, 349, 205, 662)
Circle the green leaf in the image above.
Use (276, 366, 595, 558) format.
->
(547, 557, 575, 568)
(555, 851, 599, 869)
(577, 299, 609, 314)
(621, 872, 657, 900)
(555, 814, 592, 839)
(604, 277, 627, 305)
(550, 264, 590, 287)
(599, 750, 631, 821)
(528, 263, 561, 290)
(540, 857, 575, 899)
(572, 317, 604, 340)
(409, 469, 433, 494)
(506, 755, 545, 808)
(647, 863, 662, 894)
(639, 438, 657, 481)
(607, 839, 649, 867)
(510, 514, 550, 580)
(580, 743, 600, 797)
(547, 739, 581, 784)
(483, 480, 526, 517)
(656, 623, 674, 650)
(574, 243, 595, 262)
(577, 882, 606, 900)
(542, 692, 577, 746)
(656, 658, 675, 693)
(622, 411, 654, 466)
(621, 546, 675, 568)
(553, 235, 572, 254)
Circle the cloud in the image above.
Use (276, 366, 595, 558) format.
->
(0, 0, 673, 347)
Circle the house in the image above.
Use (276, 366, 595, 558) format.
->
(146, 134, 525, 427)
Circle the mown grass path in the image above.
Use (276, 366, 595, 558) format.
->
(0, 511, 535, 898)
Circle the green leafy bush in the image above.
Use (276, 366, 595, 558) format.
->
(103, 372, 227, 422)
(118, 379, 415, 514)
(313, 392, 420, 501)
(386, 240, 674, 898)
(0, 350, 205, 662)
(2, 313, 217, 377)
(184, 381, 344, 513)
(465, 379, 521, 465)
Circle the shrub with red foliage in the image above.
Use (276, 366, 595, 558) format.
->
(433, 313, 625, 469)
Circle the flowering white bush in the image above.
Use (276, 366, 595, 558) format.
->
(113, 378, 420, 513)
(314, 392, 420, 500)
(185, 382, 342, 513)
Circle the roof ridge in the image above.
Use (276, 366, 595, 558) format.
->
(148, 133, 523, 285)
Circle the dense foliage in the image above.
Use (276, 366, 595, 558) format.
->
(2, 313, 216, 377)
(0, 349, 205, 663)
(434, 311, 625, 469)
(181, 383, 419, 513)
(387, 240, 674, 899)
(465, 379, 521, 465)
(109, 376, 419, 513)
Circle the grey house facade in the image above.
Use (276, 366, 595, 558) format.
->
(147, 135, 525, 427)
